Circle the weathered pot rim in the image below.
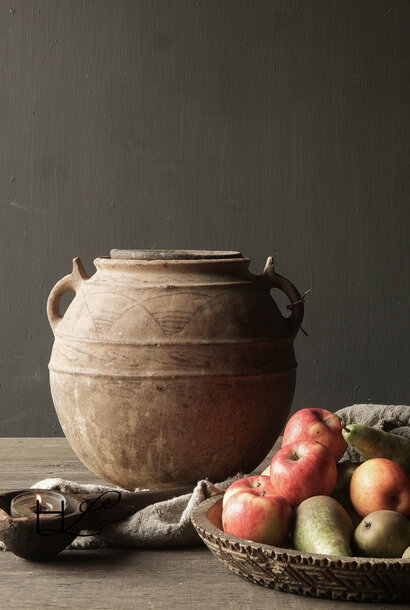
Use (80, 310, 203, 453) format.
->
(95, 252, 251, 271)
(109, 249, 244, 261)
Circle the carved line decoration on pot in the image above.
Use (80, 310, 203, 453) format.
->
(47, 250, 305, 490)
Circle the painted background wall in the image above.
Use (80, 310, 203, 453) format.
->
(0, 0, 409, 436)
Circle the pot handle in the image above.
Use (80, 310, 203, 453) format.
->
(261, 256, 305, 339)
(47, 258, 89, 335)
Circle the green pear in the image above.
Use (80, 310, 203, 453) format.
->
(293, 495, 354, 556)
(335, 460, 359, 492)
(341, 423, 410, 473)
(353, 510, 410, 558)
(333, 461, 361, 527)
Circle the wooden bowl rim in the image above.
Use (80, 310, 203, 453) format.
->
(191, 495, 410, 567)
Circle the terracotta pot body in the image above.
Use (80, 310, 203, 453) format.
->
(47, 250, 304, 490)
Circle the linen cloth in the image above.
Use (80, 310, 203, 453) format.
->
(1, 403, 409, 551)
(0, 475, 241, 551)
(31, 476, 239, 550)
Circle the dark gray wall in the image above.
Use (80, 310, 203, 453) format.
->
(0, 0, 409, 436)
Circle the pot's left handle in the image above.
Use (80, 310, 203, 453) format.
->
(47, 258, 89, 335)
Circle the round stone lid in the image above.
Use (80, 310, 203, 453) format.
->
(110, 249, 243, 260)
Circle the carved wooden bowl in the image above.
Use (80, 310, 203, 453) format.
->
(191, 496, 410, 603)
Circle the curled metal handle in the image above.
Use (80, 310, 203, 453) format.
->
(47, 258, 89, 335)
(261, 256, 305, 339)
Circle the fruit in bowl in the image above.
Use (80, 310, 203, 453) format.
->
(341, 422, 410, 472)
(350, 457, 410, 517)
(293, 495, 354, 556)
(335, 460, 359, 492)
(269, 439, 337, 505)
(282, 407, 347, 461)
(219, 406, 410, 565)
(222, 475, 276, 509)
(222, 483, 292, 547)
(353, 509, 410, 558)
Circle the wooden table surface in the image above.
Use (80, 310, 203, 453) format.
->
(0, 438, 401, 610)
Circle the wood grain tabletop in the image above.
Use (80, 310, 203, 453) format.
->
(0, 438, 397, 609)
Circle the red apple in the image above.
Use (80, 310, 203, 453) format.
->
(350, 458, 410, 517)
(222, 488, 292, 546)
(282, 407, 347, 462)
(223, 475, 275, 509)
(270, 440, 338, 505)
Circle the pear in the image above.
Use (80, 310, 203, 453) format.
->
(353, 510, 410, 558)
(335, 460, 359, 492)
(293, 495, 353, 556)
(333, 461, 361, 527)
(341, 423, 410, 472)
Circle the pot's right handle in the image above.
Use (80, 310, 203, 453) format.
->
(261, 257, 305, 339)
(47, 258, 89, 335)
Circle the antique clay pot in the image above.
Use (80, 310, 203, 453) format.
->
(47, 250, 304, 489)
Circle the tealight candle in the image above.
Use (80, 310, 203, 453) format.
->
(10, 491, 66, 518)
